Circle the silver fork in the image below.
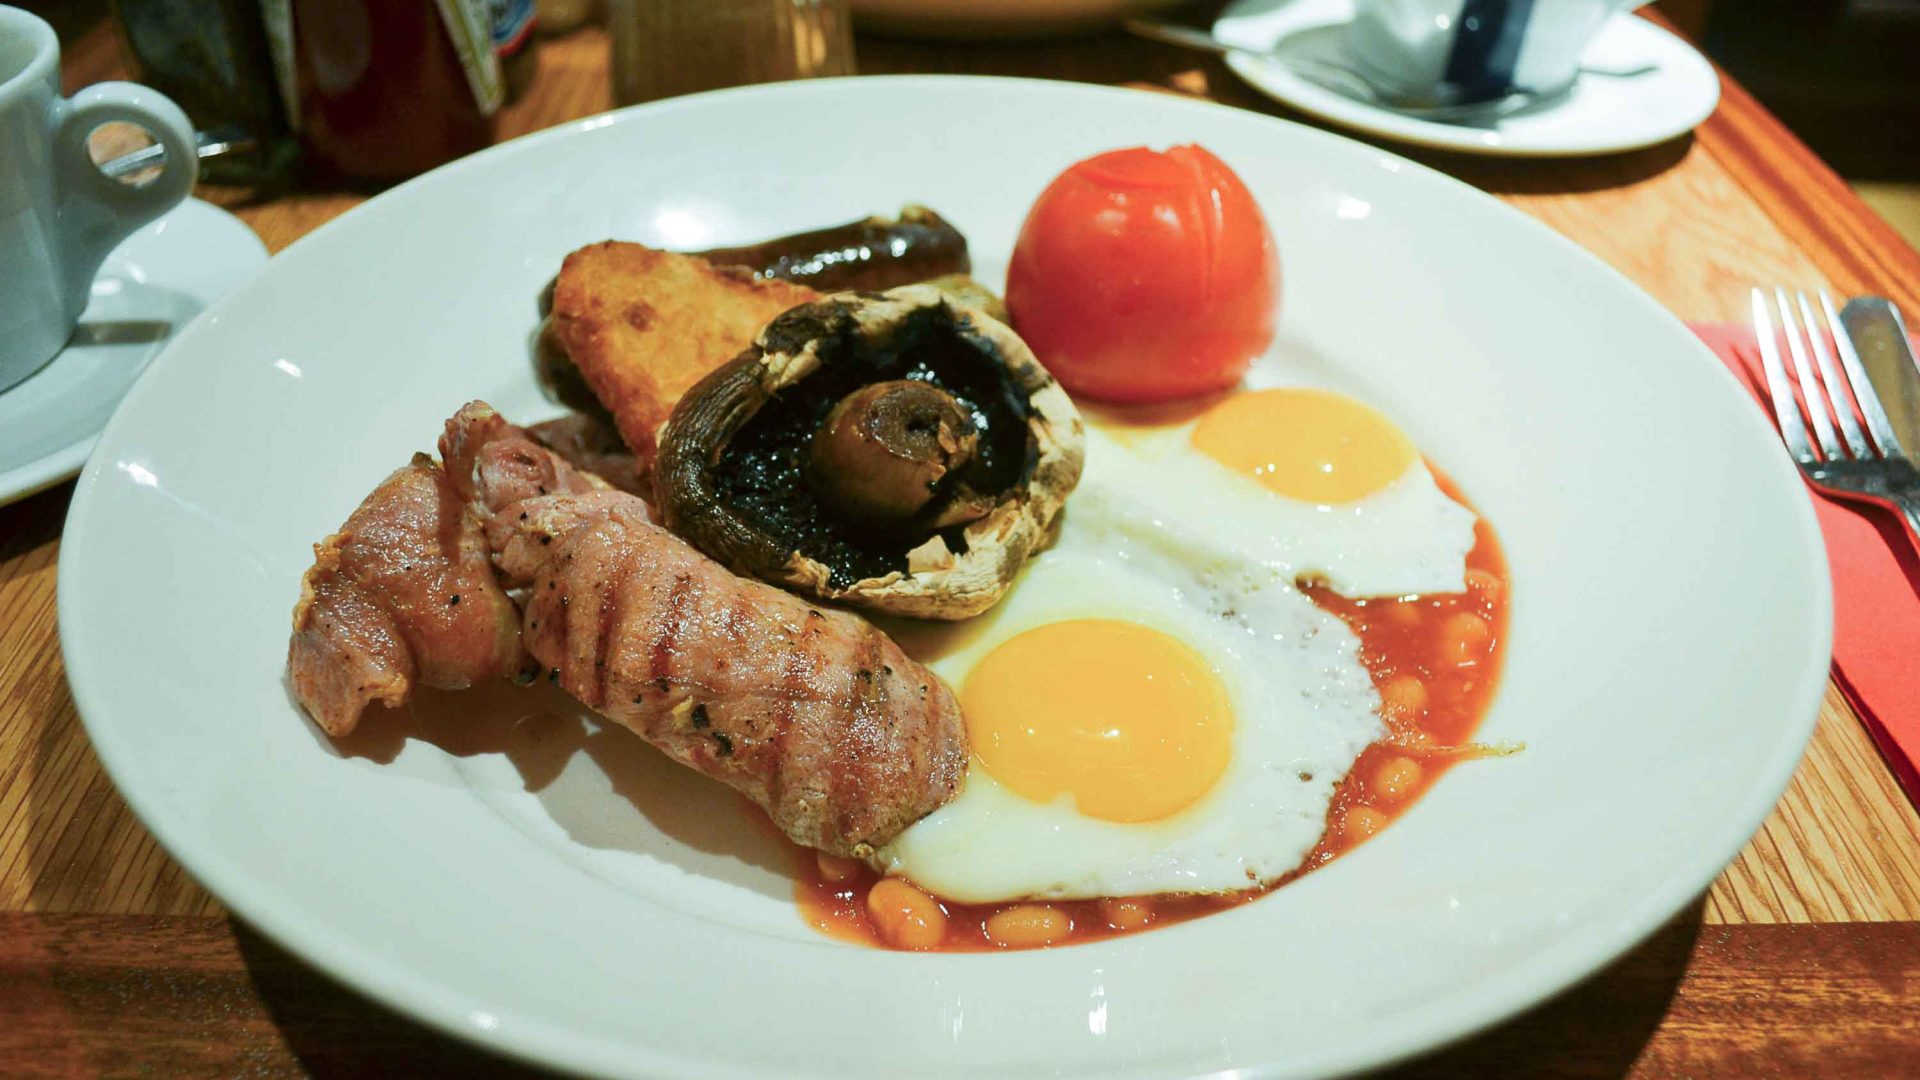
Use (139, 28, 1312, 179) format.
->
(1753, 287, 1920, 540)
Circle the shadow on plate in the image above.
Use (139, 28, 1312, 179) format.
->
(318, 680, 798, 893)
(68, 319, 174, 348)
(230, 897, 1705, 1077)
(1381, 896, 1705, 1077)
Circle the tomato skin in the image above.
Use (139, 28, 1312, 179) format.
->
(1005, 145, 1280, 403)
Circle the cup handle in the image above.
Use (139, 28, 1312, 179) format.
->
(49, 82, 199, 312)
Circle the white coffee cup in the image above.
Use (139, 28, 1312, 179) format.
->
(0, 6, 197, 393)
(1347, 0, 1652, 105)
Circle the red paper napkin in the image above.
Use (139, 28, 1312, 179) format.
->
(1693, 323, 1920, 802)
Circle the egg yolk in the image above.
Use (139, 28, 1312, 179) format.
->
(1191, 388, 1417, 504)
(961, 619, 1233, 823)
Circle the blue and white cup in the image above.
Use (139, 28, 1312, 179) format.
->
(0, 6, 197, 393)
(1347, 0, 1651, 105)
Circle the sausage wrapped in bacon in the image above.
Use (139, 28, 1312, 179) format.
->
(287, 402, 967, 855)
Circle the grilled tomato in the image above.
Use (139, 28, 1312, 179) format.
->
(1006, 145, 1279, 403)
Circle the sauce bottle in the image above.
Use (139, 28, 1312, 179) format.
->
(284, 0, 503, 181)
(492, 0, 540, 102)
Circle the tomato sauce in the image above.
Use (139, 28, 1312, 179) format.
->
(798, 472, 1510, 951)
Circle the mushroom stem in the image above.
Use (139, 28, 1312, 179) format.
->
(805, 380, 980, 526)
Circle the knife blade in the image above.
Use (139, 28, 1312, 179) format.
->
(1841, 297, 1920, 456)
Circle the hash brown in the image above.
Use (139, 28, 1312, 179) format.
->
(547, 242, 818, 467)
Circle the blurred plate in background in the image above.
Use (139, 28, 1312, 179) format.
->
(853, 0, 1183, 38)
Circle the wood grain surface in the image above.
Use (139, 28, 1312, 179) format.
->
(5, 4, 1920, 1075)
(6, 909, 1920, 1078)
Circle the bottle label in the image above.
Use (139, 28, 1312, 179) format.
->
(491, 0, 537, 57)
(438, 0, 507, 114)
(260, 0, 504, 124)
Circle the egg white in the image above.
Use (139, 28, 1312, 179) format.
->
(1082, 419, 1479, 599)
(875, 472, 1384, 903)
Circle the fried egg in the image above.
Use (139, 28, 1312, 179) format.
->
(1085, 387, 1478, 598)
(875, 475, 1383, 903)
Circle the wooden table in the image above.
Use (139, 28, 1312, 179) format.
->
(8, 7, 1920, 1076)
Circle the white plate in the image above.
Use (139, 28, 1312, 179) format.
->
(0, 198, 266, 506)
(1214, 0, 1721, 157)
(60, 77, 1826, 1078)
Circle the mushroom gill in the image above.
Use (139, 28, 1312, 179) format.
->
(653, 284, 1084, 620)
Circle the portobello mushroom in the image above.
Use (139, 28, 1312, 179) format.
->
(654, 284, 1084, 620)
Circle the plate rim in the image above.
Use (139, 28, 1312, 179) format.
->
(56, 74, 1830, 1079)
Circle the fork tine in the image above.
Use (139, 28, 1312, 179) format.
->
(1776, 288, 1842, 460)
(1754, 288, 1816, 463)
(1822, 289, 1907, 459)
(1798, 291, 1872, 458)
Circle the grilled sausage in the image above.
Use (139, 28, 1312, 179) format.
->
(694, 205, 969, 293)
(490, 489, 968, 857)
(290, 401, 968, 854)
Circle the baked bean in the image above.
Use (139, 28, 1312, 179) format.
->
(1380, 675, 1428, 719)
(985, 904, 1072, 948)
(1388, 602, 1422, 627)
(1465, 568, 1503, 605)
(1343, 805, 1390, 844)
(1371, 756, 1423, 800)
(867, 878, 947, 949)
(815, 851, 863, 884)
(1440, 612, 1492, 666)
(1097, 897, 1155, 931)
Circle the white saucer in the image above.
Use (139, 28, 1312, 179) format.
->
(0, 198, 266, 507)
(1214, 0, 1720, 157)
